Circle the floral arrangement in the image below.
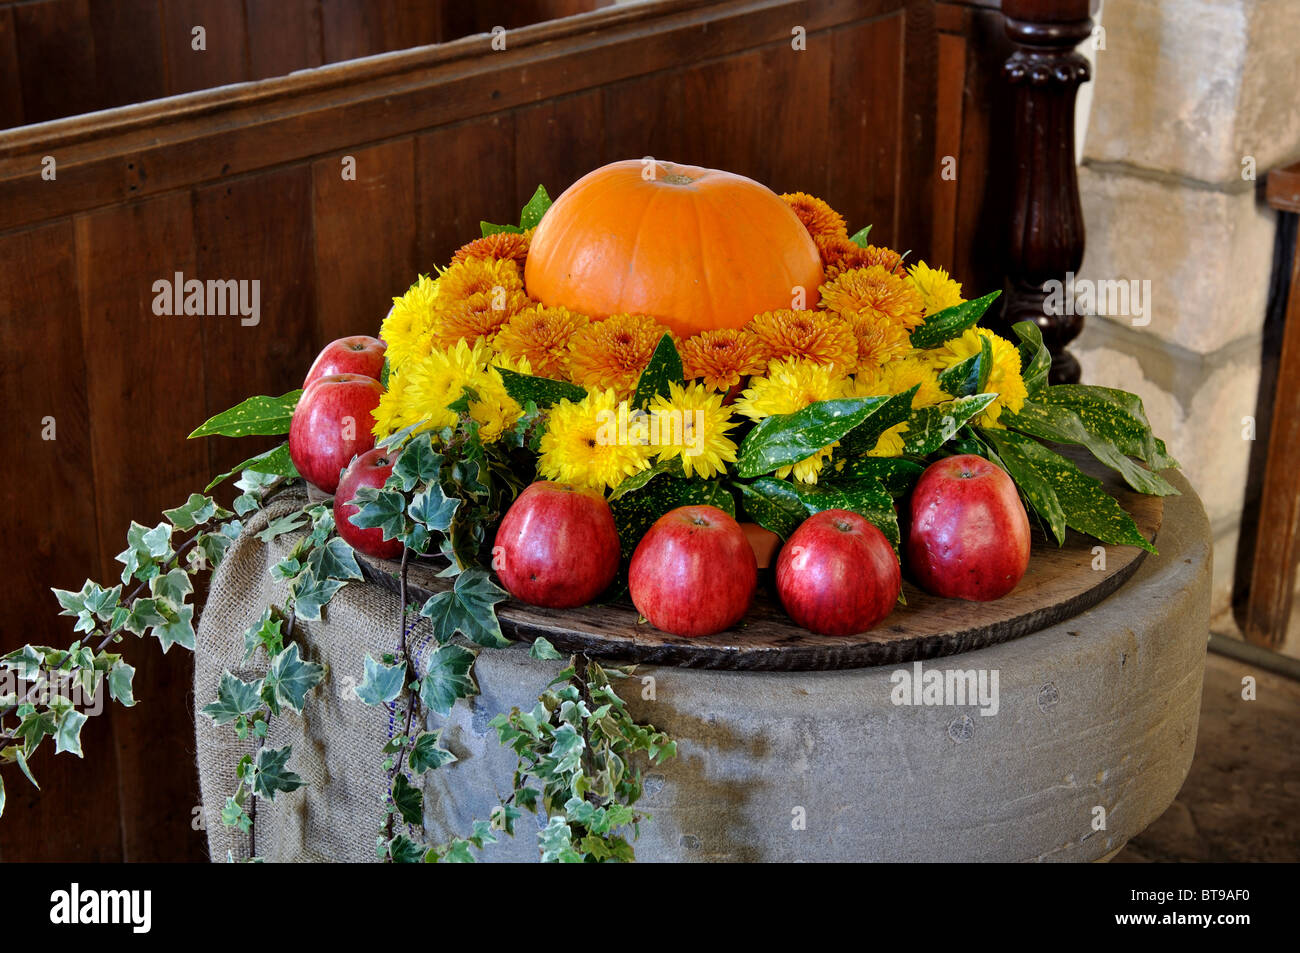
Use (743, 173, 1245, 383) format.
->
(2, 163, 1177, 863)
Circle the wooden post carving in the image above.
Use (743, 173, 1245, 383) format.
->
(1000, 0, 1093, 383)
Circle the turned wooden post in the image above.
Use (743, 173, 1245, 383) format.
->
(1000, 0, 1093, 383)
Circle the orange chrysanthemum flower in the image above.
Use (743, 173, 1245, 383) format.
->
(781, 192, 848, 242)
(746, 309, 858, 370)
(845, 314, 912, 371)
(494, 304, 589, 380)
(568, 313, 670, 396)
(820, 265, 925, 332)
(816, 236, 906, 278)
(678, 328, 767, 392)
(428, 293, 530, 350)
(451, 229, 533, 269)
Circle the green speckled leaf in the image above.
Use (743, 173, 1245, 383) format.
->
(909, 291, 1000, 349)
(733, 478, 808, 539)
(839, 386, 918, 454)
(1009, 320, 1051, 396)
(979, 428, 1067, 545)
(611, 477, 735, 560)
(607, 457, 682, 501)
(189, 391, 302, 439)
(827, 455, 924, 497)
(986, 434, 1154, 553)
(497, 367, 586, 408)
(1002, 399, 1179, 496)
(519, 184, 552, 230)
(936, 349, 983, 398)
(900, 394, 997, 455)
(737, 397, 889, 478)
(1040, 384, 1179, 470)
(735, 476, 898, 547)
(631, 334, 683, 409)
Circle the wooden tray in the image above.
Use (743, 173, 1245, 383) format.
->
(357, 455, 1162, 671)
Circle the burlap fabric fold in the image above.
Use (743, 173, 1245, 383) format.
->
(194, 489, 552, 863)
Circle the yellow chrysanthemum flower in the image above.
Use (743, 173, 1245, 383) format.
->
(381, 275, 440, 372)
(567, 313, 670, 397)
(678, 328, 767, 393)
(781, 192, 848, 242)
(733, 358, 851, 484)
(648, 382, 739, 480)
(844, 312, 912, 371)
(908, 261, 965, 315)
(379, 339, 522, 442)
(537, 388, 655, 492)
(852, 355, 951, 409)
(495, 304, 589, 380)
(929, 328, 1028, 428)
(747, 309, 857, 371)
(820, 265, 925, 332)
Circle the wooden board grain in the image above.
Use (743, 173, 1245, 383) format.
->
(360, 454, 1164, 671)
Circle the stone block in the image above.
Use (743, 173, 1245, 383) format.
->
(1073, 320, 1262, 533)
(1077, 165, 1276, 354)
(1085, 0, 1300, 185)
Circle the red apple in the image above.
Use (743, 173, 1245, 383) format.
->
(288, 373, 383, 494)
(335, 447, 404, 559)
(494, 481, 621, 608)
(304, 335, 387, 388)
(906, 454, 1031, 601)
(775, 510, 900, 635)
(629, 505, 756, 638)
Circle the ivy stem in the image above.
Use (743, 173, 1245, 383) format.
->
(384, 545, 416, 852)
(0, 533, 203, 731)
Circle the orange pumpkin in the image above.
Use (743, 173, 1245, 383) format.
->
(524, 160, 824, 337)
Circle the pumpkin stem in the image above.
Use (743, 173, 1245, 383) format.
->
(661, 173, 695, 186)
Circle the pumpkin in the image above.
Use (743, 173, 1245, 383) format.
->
(524, 159, 824, 337)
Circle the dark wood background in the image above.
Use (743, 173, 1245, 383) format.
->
(0, 0, 1016, 860)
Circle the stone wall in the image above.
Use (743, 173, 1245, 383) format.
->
(1072, 0, 1300, 655)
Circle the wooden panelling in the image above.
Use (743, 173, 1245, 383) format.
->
(932, 29, 967, 269)
(513, 90, 607, 210)
(0, 222, 122, 861)
(194, 165, 319, 480)
(75, 194, 208, 861)
(828, 14, 905, 246)
(89, 0, 167, 112)
(160, 0, 250, 95)
(415, 114, 518, 268)
(11, 0, 99, 123)
(319, 0, 442, 64)
(313, 139, 418, 343)
(245, 0, 324, 80)
(0, 6, 25, 128)
(0, 0, 967, 861)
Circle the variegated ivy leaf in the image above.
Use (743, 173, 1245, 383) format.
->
(391, 774, 423, 825)
(409, 731, 457, 774)
(538, 816, 583, 863)
(305, 536, 364, 582)
(418, 644, 479, 715)
(107, 660, 136, 708)
(419, 570, 509, 648)
(290, 569, 345, 622)
(2, 644, 46, 680)
(355, 655, 406, 706)
(408, 483, 459, 532)
(163, 493, 224, 531)
(256, 511, 308, 543)
(151, 603, 196, 654)
(53, 709, 87, 758)
(348, 487, 407, 541)
(122, 597, 168, 635)
(242, 607, 285, 662)
(392, 433, 441, 491)
(252, 745, 305, 800)
(260, 643, 325, 716)
(202, 671, 264, 725)
(529, 637, 564, 661)
(387, 833, 427, 863)
(222, 797, 252, 832)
